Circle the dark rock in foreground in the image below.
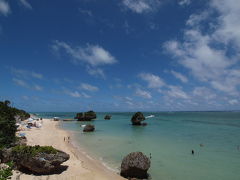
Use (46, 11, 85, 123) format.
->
(120, 152, 150, 179)
(0, 145, 69, 174)
(83, 124, 95, 132)
(104, 115, 112, 120)
(131, 112, 146, 126)
(75, 111, 96, 121)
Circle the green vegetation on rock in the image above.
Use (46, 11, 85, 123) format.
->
(0, 161, 14, 180)
(12, 145, 58, 157)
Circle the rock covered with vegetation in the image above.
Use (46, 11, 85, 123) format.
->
(83, 124, 95, 132)
(0, 145, 69, 174)
(131, 112, 146, 126)
(120, 152, 151, 179)
(74, 111, 96, 121)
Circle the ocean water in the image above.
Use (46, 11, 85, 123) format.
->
(35, 112, 240, 180)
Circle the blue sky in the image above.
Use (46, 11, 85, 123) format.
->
(0, 0, 240, 112)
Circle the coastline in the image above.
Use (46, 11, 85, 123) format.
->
(11, 118, 125, 180)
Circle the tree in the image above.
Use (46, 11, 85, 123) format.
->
(0, 101, 16, 148)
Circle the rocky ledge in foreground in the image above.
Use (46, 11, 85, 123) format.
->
(74, 111, 97, 121)
(131, 112, 147, 126)
(120, 152, 151, 179)
(0, 145, 69, 174)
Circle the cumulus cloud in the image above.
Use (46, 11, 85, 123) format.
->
(64, 90, 91, 98)
(166, 86, 189, 99)
(52, 40, 117, 66)
(80, 83, 99, 92)
(19, 0, 32, 10)
(139, 73, 165, 88)
(135, 88, 152, 99)
(164, 0, 240, 96)
(193, 87, 216, 100)
(86, 66, 105, 79)
(122, 0, 161, 14)
(0, 0, 10, 16)
(170, 70, 188, 83)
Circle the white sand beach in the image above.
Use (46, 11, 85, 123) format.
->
(11, 118, 125, 180)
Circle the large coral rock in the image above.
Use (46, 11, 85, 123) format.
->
(104, 115, 111, 120)
(120, 152, 151, 179)
(0, 145, 69, 174)
(83, 124, 95, 132)
(75, 111, 96, 121)
(131, 112, 146, 125)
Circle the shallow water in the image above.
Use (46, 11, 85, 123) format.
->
(36, 112, 240, 180)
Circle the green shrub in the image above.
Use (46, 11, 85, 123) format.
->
(0, 161, 14, 180)
(12, 145, 58, 157)
(0, 100, 30, 148)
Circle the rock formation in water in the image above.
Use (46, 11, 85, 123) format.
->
(120, 152, 151, 179)
(74, 111, 97, 121)
(104, 115, 111, 120)
(83, 124, 95, 132)
(131, 112, 146, 126)
(0, 145, 69, 174)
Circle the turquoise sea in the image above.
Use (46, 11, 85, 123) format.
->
(35, 112, 240, 180)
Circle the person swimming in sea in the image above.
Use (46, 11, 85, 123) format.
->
(192, 150, 194, 155)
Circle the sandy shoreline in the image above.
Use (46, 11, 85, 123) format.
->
(11, 118, 125, 180)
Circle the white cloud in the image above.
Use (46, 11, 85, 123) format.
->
(19, 0, 32, 10)
(139, 73, 165, 88)
(66, 91, 82, 98)
(0, 0, 10, 16)
(11, 67, 43, 79)
(164, 0, 240, 96)
(86, 66, 105, 78)
(178, 0, 191, 6)
(81, 92, 91, 98)
(167, 86, 189, 99)
(80, 83, 99, 92)
(122, 0, 161, 14)
(170, 70, 188, 83)
(135, 88, 152, 99)
(13, 78, 28, 88)
(13, 78, 43, 91)
(228, 99, 238, 105)
(79, 8, 92, 16)
(33, 85, 43, 91)
(193, 87, 216, 100)
(64, 89, 91, 98)
(52, 40, 117, 66)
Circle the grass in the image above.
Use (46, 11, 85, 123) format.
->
(12, 145, 58, 157)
